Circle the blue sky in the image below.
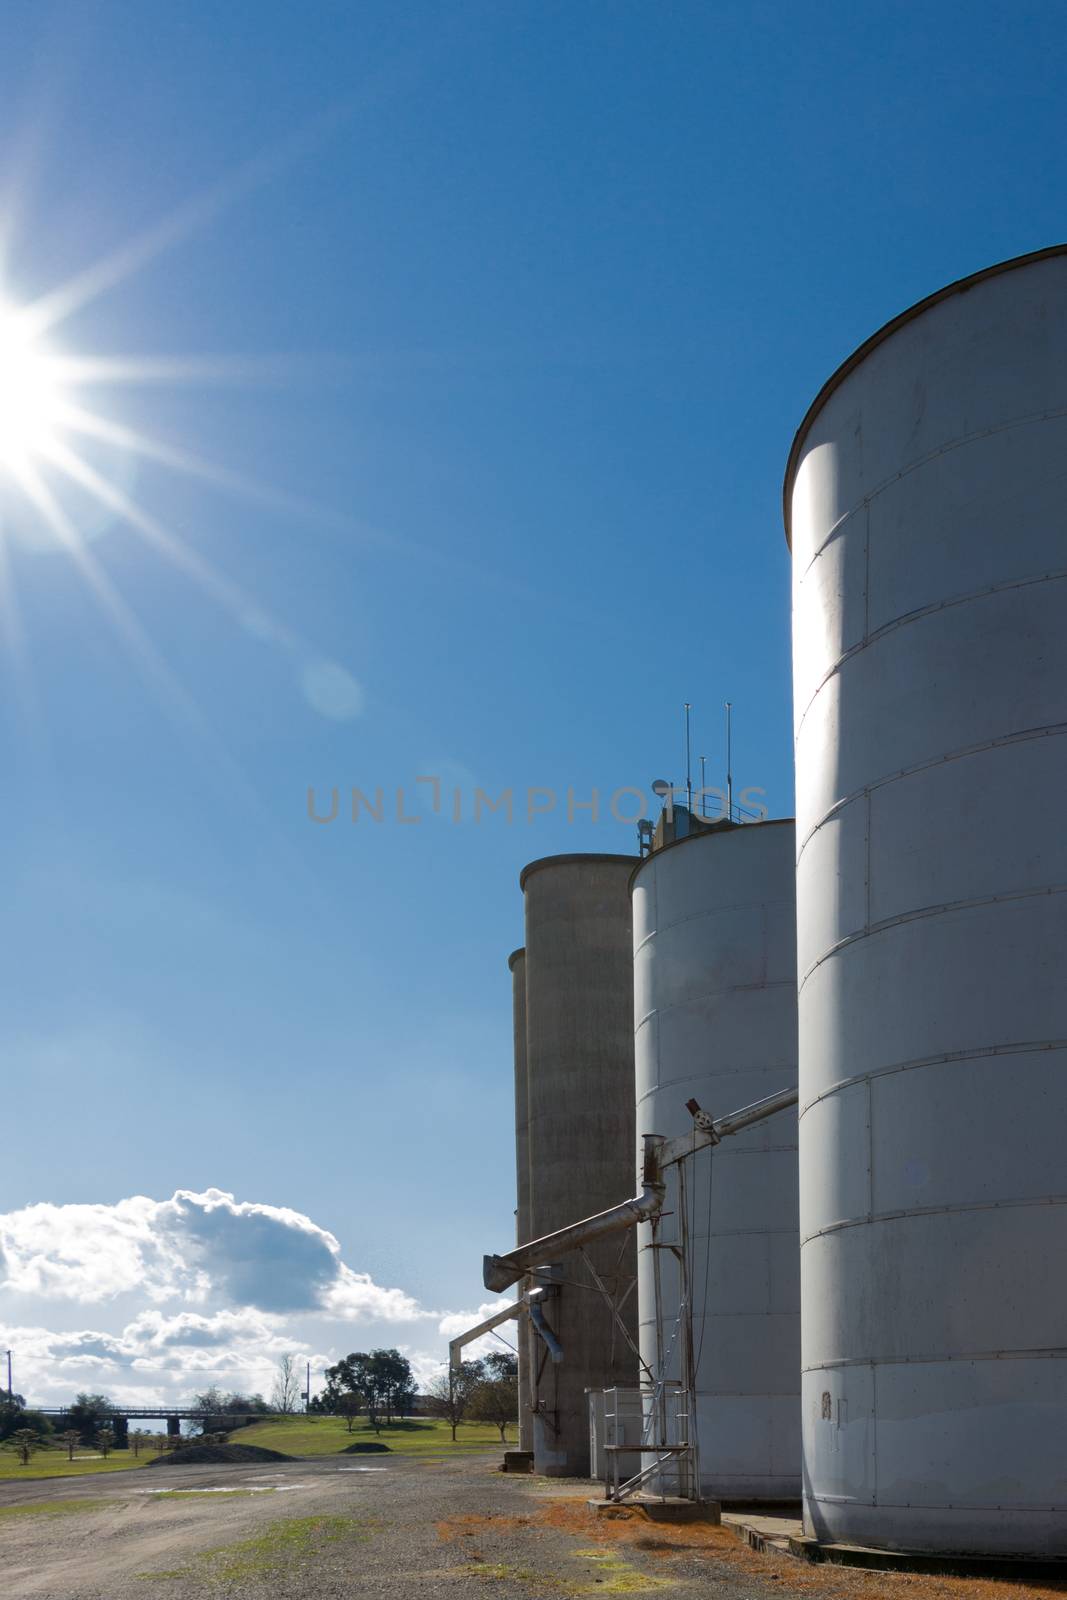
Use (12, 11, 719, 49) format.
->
(2, 0, 1066, 1405)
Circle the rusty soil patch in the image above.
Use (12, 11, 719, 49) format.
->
(436, 1502, 1067, 1600)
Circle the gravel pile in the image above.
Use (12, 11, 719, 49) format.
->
(147, 1443, 295, 1466)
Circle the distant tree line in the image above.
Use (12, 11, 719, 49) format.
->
(0, 1344, 521, 1465)
(309, 1346, 520, 1444)
(184, 1387, 273, 1437)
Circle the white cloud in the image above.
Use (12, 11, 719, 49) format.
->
(0, 1312, 308, 1408)
(0, 1195, 178, 1303)
(401, 1347, 449, 1389)
(321, 1266, 425, 1322)
(436, 1299, 518, 1365)
(0, 1188, 421, 1320)
(0, 1188, 498, 1409)
(436, 1299, 513, 1340)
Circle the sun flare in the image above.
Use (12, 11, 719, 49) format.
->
(0, 301, 69, 476)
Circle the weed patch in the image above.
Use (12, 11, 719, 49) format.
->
(0, 1498, 112, 1519)
(137, 1513, 367, 1583)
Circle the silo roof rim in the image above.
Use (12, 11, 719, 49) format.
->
(519, 852, 638, 893)
(628, 816, 796, 895)
(782, 242, 1067, 549)
(506, 946, 525, 970)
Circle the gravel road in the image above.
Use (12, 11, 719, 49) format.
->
(2, 1452, 1061, 1600)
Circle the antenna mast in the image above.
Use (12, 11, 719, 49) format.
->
(724, 701, 733, 821)
(684, 702, 693, 812)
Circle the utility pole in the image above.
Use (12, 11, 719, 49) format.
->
(306, 1360, 311, 1414)
(5, 1349, 11, 1397)
(699, 755, 707, 817)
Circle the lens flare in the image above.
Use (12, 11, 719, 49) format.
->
(0, 301, 68, 475)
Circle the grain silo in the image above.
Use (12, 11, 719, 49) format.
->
(632, 817, 800, 1503)
(786, 246, 1067, 1557)
(521, 853, 640, 1476)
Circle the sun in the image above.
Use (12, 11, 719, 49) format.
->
(0, 300, 69, 477)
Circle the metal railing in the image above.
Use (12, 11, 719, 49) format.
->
(602, 1383, 695, 1505)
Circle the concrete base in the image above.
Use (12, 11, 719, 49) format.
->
(791, 1534, 1067, 1580)
(501, 1451, 534, 1474)
(722, 1511, 800, 1558)
(723, 1513, 1067, 1580)
(590, 1496, 720, 1525)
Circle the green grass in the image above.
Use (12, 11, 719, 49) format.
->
(137, 1514, 365, 1583)
(0, 1450, 151, 1482)
(0, 1497, 113, 1518)
(233, 1415, 504, 1457)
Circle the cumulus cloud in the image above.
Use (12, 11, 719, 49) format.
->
(436, 1299, 518, 1365)
(0, 1188, 500, 1409)
(0, 1188, 427, 1322)
(436, 1299, 514, 1340)
(322, 1266, 423, 1322)
(0, 1310, 314, 1407)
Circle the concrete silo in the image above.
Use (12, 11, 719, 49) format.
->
(522, 853, 640, 1476)
(507, 946, 534, 1455)
(632, 819, 800, 1503)
(786, 246, 1067, 1557)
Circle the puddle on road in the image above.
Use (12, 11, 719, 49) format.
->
(337, 1467, 388, 1473)
(135, 1484, 314, 1495)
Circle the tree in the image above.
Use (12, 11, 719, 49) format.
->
(0, 1401, 52, 1444)
(482, 1351, 518, 1380)
(187, 1388, 271, 1436)
(130, 1430, 148, 1458)
(3, 1428, 43, 1465)
(320, 1349, 414, 1426)
(67, 1393, 114, 1447)
(338, 1393, 362, 1434)
(61, 1429, 81, 1462)
(367, 1350, 415, 1425)
(425, 1362, 482, 1442)
(469, 1375, 519, 1443)
(271, 1353, 301, 1414)
(95, 1426, 116, 1459)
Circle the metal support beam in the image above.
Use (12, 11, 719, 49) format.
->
(448, 1299, 524, 1372)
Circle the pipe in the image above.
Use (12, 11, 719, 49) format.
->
(527, 1288, 563, 1363)
(483, 1135, 666, 1293)
(482, 1090, 800, 1295)
(659, 1083, 798, 1168)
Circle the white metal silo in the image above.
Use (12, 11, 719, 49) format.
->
(632, 819, 801, 1503)
(787, 245, 1067, 1558)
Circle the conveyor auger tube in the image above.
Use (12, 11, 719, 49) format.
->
(482, 1085, 799, 1295)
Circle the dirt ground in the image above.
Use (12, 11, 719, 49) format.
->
(1, 1451, 1065, 1599)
